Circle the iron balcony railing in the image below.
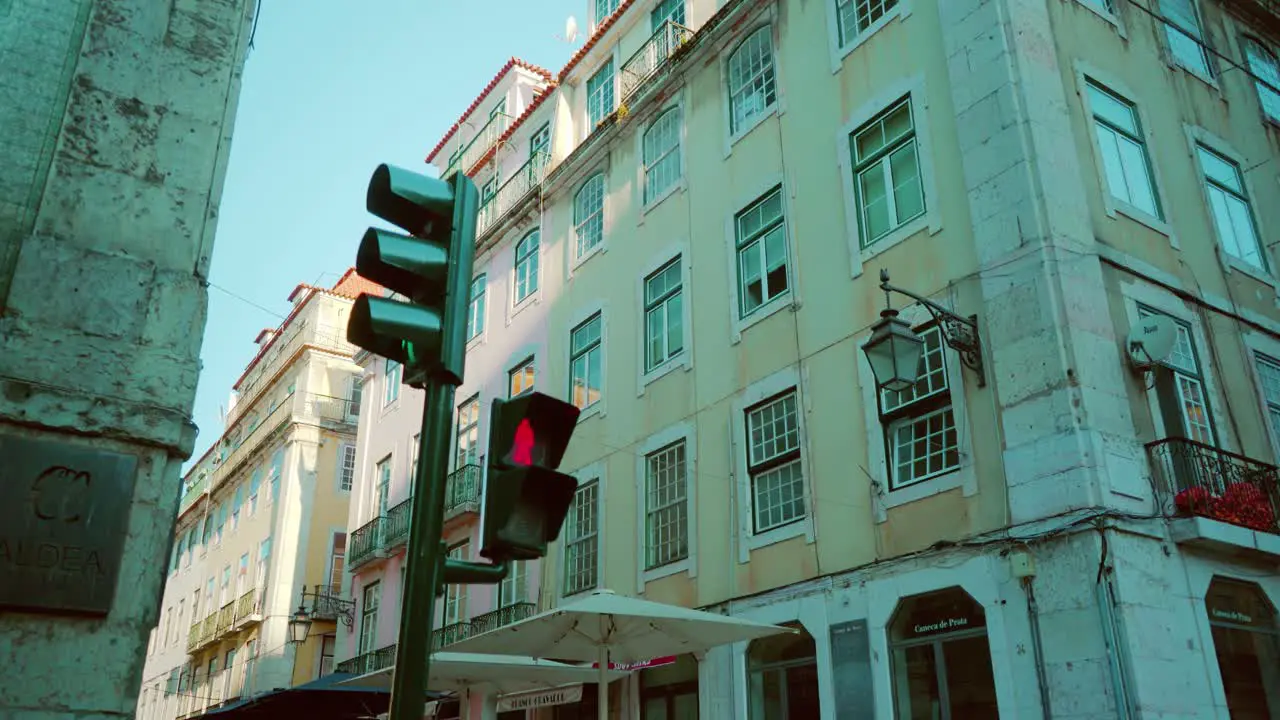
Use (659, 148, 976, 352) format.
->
(200, 614, 218, 646)
(469, 602, 536, 635)
(385, 497, 412, 548)
(620, 20, 694, 102)
(234, 588, 262, 625)
(432, 621, 474, 651)
(447, 112, 514, 177)
(186, 620, 202, 653)
(445, 464, 482, 516)
(477, 151, 551, 237)
(336, 644, 398, 675)
(217, 602, 236, 636)
(349, 515, 385, 569)
(307, 584, 348, 621)
(373, 643, 398, 671)
(1146, 437, 1280, 534)
(300, 393, 360, 424)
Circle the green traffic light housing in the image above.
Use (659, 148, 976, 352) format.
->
(481, 392, 582, 562)
(345, 164, 478, 387)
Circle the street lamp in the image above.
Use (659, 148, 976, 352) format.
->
(861, 269, 986, 391)
(288, 596, 312, 644)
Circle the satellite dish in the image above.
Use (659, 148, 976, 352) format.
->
(558, 15, 580, 43)
(1126, 314, 1177, 370)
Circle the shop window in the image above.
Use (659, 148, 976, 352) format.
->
(552, 683, 623, 719)
(746, 623, 820, 719)
(641, 654, 699, 719)
(1206, 578, 1280, 717)
(889, 586, 998, 719)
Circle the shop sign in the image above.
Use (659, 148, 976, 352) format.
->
(591, 655, 677, 671)
(1209, 606, 1259, 627)
(497, 684, 583, 711)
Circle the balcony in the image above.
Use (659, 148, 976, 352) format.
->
(299, 392, 359, 427)
(432, 621, 474, 651)
(385, 497, 412, 549)
(349, 515, 385, 570)
(179, 473, 208, 515)
(336, 643, 397, 676)
(186, 620, 202, 653)
(233, 588, 263, 629)
(216, 601, 236, 637)
(444, 464, 482, 520)
(231, 322, 356, 427)
(447, 112, 514, 178)
(306, 584, 353, 623)
(469, 602, 536, 635)
(476, 151, 551, 238)
(620, 20, 693, 104)
(1147, 437, 1280, 553)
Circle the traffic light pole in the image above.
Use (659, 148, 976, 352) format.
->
(387, 379, 455, 720)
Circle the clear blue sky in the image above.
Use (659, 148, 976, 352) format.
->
(190, 0, 582, 470)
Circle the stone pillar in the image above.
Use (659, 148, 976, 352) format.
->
(938, 0, 1145, 523)
(0, 0, 255, 718)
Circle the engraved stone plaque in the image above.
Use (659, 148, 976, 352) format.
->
(0, 434, 139, 615)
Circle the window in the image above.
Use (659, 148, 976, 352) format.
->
(236, 553, 249, 597)
(269, 448, 284, 500)
(509, 358, 535, 398)
(358, 582, 380, 654)
(1138, 306, 1216, 445)
(1086, 80, 1161, 219)
(1254, 354, 1280, 451)
(595, 0, 619, 23)
(347, 379, 362, 420)
(1197, 145, 1265, 270)
(499, 560, 527, 606)
(644, 257, 684, 372)
(570, 313, 604, 411)
(384, 359, 401, 406)
(728, 27, 777, 135)
(644, 441, 689, 570)
(530, 123, 551, 157)
(220, 565, 231, 605)
(443, 542, 469, 625)
(736, 186, 790, 317)
(339, 445, 356, 491)
(746, 624, 819, 719)
(214, 503, 225, 544)
(1243, 37, 1280, 123)
(1160, 0, 1212, 76)
(411, 434, 421, 482)
(574, 174, 605, 258)
(879, 325, 961, 490)
(248, 467, 262, 514)
(467, 275, 487, 340)
(375, 456, 391, 517)
(746, 391, 805, 533)
(455, 397, 480, 467)
(652, 0, 685, 29)
(328, 533, 346, 596)
(587, 60, 615, 128)
(644, 107, 682, 203)
(320, 635, 336, 678)
(481, 175, 498, 208)
(1205, 578, 1280, 718)
(231, 485, 243, 529)
(850, 96, 925, 246)
(836, 0, 898, 46)
(514, 230, 539, 303)
(889, 587, 998, 720)
(564, 480, 600, 596)
(201, 514, 211, 547)
(256, 538, 271, 590)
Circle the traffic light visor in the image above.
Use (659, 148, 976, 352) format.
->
(355, 228, 449, 300)
(367, 163, 454, 237)
(490, 393, 580, 470)
(348, 294, 444, 366)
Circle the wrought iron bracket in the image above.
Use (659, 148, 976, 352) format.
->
(878, 269, 986, 388)
(302, 589, 356, 629)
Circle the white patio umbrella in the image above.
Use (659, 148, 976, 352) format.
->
(334, 651, 629, 695)
(445, 589, 794, 720)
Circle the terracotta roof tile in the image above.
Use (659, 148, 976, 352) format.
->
(425, 57, 554, 164)
(558, 0, 639, 83)
(468, 84, 558, 173)
(329, 268, 384, 299)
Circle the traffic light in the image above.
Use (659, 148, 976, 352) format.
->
(481, 392, 582, 562)
(346, 164, 479, 387)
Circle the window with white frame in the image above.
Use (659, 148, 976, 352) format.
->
(375, 456, 391, 517)
(587, 60, 616, 128)
(1137, 306, 1217, 445)
(595, 0, 619, 24)
(481, 175, 498, 207)
(467, 275, 486, 340)
(328, 533, 345, 595)
(347, 378, 362, 420)
(728, 27, 777, 135)
(644, 107, 682, 203)
(509, 357, 535, 398)
(384, 359, 401, 406)
(1160, 0, 1212, 77)
(411, 433, 420, 482)
(1086, 80, 1162, 219)
(443, 542, 468, 624)
(570, 313, 604, 410)
(564, 479, 599, 596)
(879, 324, 960, 490)
(247, 466, 260, 514)
(652, 0, 685, 29)
(456, 396, 480, 468)
(644, 257, 684, 372)
(1254, 353, 1280, 449)
(530, 123, 551, 157)
(1197, 144, 1266, 271)
(339, 445, 356, 491)
(358, 581, 380, 654)
(499, 560, 527, 606)
(514, 230, 540, 303)
(836, 0, 898, 47)
(746, 391, 806, 533)
(1242, 36, 1280, 123)
(850, 95, 925, 247)
(645, 440, 689, 570)
(736, 186, 790, 317)
(574, 174, 605, 258)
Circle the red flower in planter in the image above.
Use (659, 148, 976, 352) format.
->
(1176, 483, 1277, 532)
(1175, 486, 1216, 515)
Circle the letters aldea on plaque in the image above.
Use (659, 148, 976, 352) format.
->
(0, 435, 139, 616)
